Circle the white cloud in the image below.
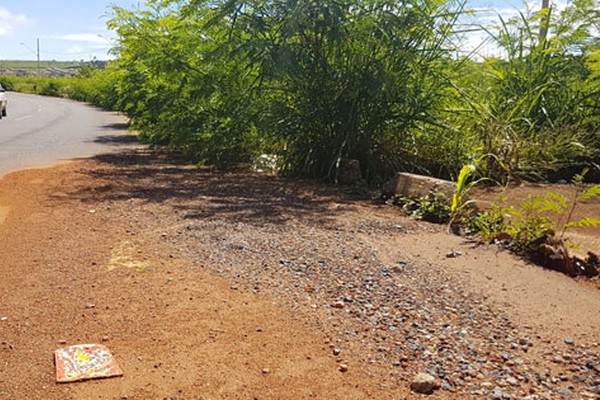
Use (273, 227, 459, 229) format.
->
(0, 6, 32, 37)
(66, 45, 85, 55)
(57, 33, 111, 45)
(456, 0, 573, 58)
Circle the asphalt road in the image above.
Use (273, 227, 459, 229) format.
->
(0, 92, 136, 178)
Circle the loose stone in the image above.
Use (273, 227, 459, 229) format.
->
(410, 372, 439, 395)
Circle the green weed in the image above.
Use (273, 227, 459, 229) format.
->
(466, 169, 600, 276)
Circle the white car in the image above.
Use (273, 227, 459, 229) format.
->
(0, 84, 7, 119)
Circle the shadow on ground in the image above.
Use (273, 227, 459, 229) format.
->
(56, 148, 357, 227)
(91, 134, 140, 146)
(100, 122, 130, 131)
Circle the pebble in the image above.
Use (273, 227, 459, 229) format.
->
(564, 337, 575, 345)
(167, 195, 600, 400)
(556, 387, 573, 397)
(410, 373, 438, 394)
(490, 388, 506, 399)
(446, 251, 463, 258)
(331, 301, 345, 309)
(506, 377, 519, 386)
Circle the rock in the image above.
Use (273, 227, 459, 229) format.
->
(564, 337, 575, 345)
(331, 301, 345, 309)
(410, 372, 439, 395)
(339, 363, 348, 373)
(446, 250, 463, 259)
(332, 348, 341, 356)
(506, 376, 519, 386)
(262, 368, 270, 374)
(490, 389, 512, 399)
(337, 159, 362, 185)
(556, 387, 573, 397)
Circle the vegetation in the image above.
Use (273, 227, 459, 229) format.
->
(388, 193, 452, 224)
(384, 165, 600, 277)
(1, 0, 599, 184)
(0, 68, 121, 109)
(462, 169, 600, 277)
(0, 60, 83, 69)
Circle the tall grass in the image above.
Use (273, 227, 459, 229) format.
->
(99, 0, 470, 178)
(459, 3, 600, 181)
(3, 0, 599, 185)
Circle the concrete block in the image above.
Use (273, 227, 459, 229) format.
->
(383, 172, 455, 198)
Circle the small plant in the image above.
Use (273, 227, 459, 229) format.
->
(505, 196, 556, 253)
(503, 169, 600, 251)
(464, 169, 600, 277)
(412, 193, 452, 224)
(548, 169, 600, 240)
(448, 155, 499, 231)
(465, 204, 510, 242)
(388, 193, 451, 224)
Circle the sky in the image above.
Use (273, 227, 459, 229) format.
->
(0, 0, 571, 62)
(458, 0, 571, 58)
(0, 1, 144, 62)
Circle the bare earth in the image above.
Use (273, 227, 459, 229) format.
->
(1, 148, 599, 399)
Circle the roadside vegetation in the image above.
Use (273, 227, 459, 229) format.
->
(1, 0, 598, 183)
(387, 167, 600, 278)
(0, 60, 82, 69)
(1, 0, 599, 277)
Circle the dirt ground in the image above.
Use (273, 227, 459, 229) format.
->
(1, 147, 599, 399)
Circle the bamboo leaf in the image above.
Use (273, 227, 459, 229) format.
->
(564, 217, 600, 228)
(580, 184, 600, 201)
(544, 190, 567, 211)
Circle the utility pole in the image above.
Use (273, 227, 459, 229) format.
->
(37, 38, 41, 77)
